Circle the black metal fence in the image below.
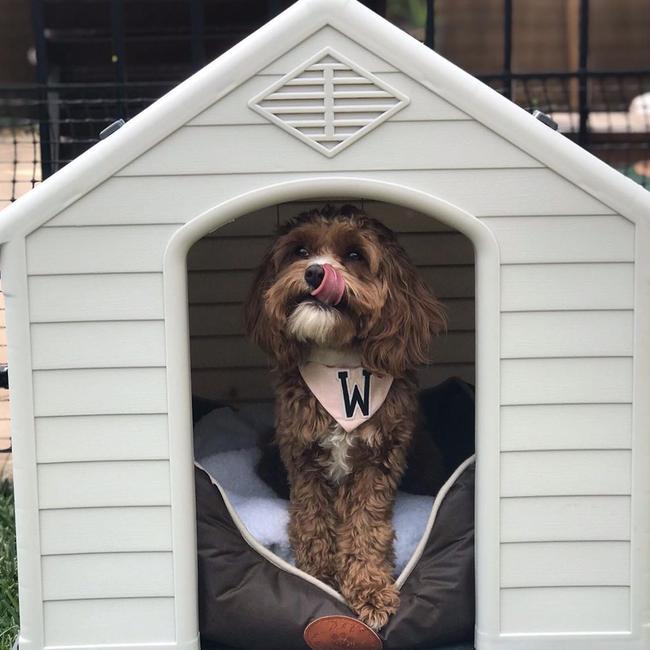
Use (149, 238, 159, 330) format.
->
(1, 0, 649, 209)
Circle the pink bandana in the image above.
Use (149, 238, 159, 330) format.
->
(299, 362, 393, 432)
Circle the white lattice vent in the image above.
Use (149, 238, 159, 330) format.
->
(249, 48, 409, 157)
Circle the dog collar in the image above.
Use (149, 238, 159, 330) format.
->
(299, 362, 393, 432)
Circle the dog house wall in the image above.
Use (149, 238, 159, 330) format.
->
(1, 1, 648, 649)
(187, 200, 476, 403)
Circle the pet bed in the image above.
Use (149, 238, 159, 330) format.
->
(194, 378, 476, 650)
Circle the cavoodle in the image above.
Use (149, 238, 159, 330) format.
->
(245, 205, 446, 629)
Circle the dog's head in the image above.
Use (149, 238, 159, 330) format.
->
(244, 205, 446, 377)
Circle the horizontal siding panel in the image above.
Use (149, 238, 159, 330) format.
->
(47, 169, 611, 227)
(191, 368, 273, 401)
(31, 321, 166, 369)
(33, 368, 167, 417)
(42, 552, 174, 600)
(501, 263, 634, 311)
(36, 414, 169, 463)
(188, 231, 473, 271)
(191, 337, 269, 369)
(26, 225, 178, 274)
(188, 72, 470, 126)
(501, 496, 630, 542)
(205, 206, 278, 236)
(188, 265, 474, 303)
(44, 597, 175, 646)
(500, 586, 630, 633)
(191, 364, 475, 402)
(482, 215, 634, 263)
(188, 236, 275, 271)
(29, 274, 163, 322)
(282, 200, 453, 231)
(119, 122, 540, 176)
(189, 303, 246, 335)
(191, 70, 469, 125)
(190, 331, 474, 369)
(500, 358, 632, 405)
(500, 450, 631, 497)
(500, 404, 632, 451)
(200, 199, 456, 235)
(188, 270, 264, 303)
(500, 541, 630, 588)
(500, 311, 633, 358)
(277, 200, 362, 224)
(40, 506, 172, 554)
(38, 460, 170, 509)
(188, 297, 475, 336)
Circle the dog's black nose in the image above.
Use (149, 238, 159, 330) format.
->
(304, 264, 325, 289)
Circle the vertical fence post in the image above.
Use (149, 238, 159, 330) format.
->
(110, 0, 127, 119)
(267, 0, 281, 19)
(578, 0, 590, 147)
(190, 0, 206, 71)
(30, 0, 52, 179)
(425, 0, 435, 49)
(503, 0, 513, 100)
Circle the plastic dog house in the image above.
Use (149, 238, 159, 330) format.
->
(1, 0, 649, 649)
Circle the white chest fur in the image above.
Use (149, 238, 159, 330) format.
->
(319, 423, 354, 484)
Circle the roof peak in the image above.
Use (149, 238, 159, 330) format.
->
(0, 0, 648, 242)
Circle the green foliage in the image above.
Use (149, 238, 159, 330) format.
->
(387, 0, 428, 28)
(0, 480, 18, 650)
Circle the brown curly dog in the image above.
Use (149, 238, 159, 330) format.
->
(244, 205, 446, 629)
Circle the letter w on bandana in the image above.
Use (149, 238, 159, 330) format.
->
(299, 363, 393, 432)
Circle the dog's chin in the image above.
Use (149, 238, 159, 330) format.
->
(287, 300, 344, 346)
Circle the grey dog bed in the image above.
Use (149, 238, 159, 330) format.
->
(195, 379, 476, 650)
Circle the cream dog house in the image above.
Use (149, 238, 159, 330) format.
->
(2, 0, 649, 649)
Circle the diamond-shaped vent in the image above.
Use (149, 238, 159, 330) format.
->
(249, 48, 409, 157)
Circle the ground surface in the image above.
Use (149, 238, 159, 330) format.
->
(0, 480, 18, 650)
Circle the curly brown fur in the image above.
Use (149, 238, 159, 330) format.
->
(245, 205, 446, 629)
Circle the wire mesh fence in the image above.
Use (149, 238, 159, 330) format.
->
(0, 81, 177, 207)
(1, 71, 649, 208)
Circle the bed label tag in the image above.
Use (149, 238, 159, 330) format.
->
(304, 615, 383, 650)
(299, 363, 393, 432)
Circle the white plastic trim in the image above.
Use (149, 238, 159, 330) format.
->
(0, 238, 44, 650)
(475, 626, 650, 650)
(631, 217, 650, 639)
(27, 642, 198, 650)
(0, 0, 649, 241)
(163, 176, 501, 647)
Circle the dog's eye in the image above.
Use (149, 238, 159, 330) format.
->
(294, 247, 310, 258)
(345, 250, 363, 262)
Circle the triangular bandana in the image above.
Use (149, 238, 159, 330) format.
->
(299, 363, 393, 432)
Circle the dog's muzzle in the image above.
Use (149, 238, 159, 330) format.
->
(306, 263, 345, 306)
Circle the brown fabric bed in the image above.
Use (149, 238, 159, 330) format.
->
(195, 378, 476, 650)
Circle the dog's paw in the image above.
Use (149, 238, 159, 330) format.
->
(353, 584, 400, 630)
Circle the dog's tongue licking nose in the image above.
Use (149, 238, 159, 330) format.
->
(310, 263, 345, 306)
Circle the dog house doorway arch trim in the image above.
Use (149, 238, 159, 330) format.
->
(163, 177, 501, 649)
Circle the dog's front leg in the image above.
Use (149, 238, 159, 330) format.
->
(334, 458, 403, 630)
(288, 470, 338, 586)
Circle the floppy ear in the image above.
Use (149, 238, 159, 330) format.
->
(243, 250, 302, 370)
(360, 241, 447, 378)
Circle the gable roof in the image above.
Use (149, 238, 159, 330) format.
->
(0, 0, 648, 243)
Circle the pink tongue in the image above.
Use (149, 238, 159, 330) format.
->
(310, 263, 345, 306)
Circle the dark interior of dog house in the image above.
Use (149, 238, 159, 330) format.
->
(187, 200, 477, 650)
